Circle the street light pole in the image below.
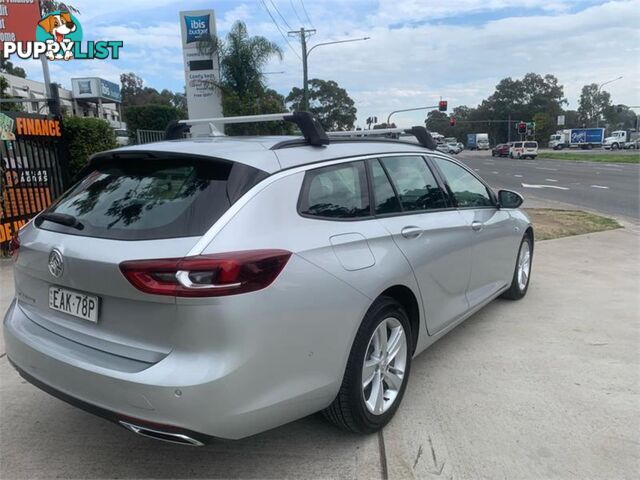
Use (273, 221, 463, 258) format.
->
(387, 106, 439, 125)
(595, 76, 623, 127)
(288, 28, 370, 110)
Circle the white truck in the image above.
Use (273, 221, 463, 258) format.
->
(549, 128, 605, 149)
(603, 130, 639, 150)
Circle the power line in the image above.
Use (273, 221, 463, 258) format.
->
(269, 0, 293, 30)
(289, 0, 305, 26)
(259, 0, 301, 59)
(299, 0, 315, 28)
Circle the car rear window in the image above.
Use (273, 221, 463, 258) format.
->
(38, 157, 268, 240)
(524, 142, 538, 148)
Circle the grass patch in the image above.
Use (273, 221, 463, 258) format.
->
(525, 208, 621, 240)
(538, 152, 640, 164)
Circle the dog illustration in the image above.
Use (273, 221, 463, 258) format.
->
(38, 12, 77, 60)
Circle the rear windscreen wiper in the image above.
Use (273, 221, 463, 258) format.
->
(36, 212, 84, 230)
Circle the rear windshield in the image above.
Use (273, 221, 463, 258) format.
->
(513, 143, 523, 147)
(39, 157, 268, 240)
(524, 142, 538, 148)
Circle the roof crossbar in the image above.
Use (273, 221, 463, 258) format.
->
(327, 126, 437, 150)
(165, 111, 330, 146)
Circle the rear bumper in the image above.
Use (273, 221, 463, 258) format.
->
(8, 358, 213, 445)
(3, 297, 343, 440)
(3, 256, 369, 440)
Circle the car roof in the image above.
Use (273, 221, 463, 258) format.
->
(106, 135, 435, 174)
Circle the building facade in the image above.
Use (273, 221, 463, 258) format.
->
(1, 73, 124, 128)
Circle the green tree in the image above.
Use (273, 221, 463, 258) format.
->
(286, 79, 357, 131)
(62, 117, 117, 176)
(578, 84, 611, 127)
(123, 104, 185, 142)
(0, 59, 26, 78)
(0, 76, 23, 111)
(603, 104, 638, 130)
(197, 21, 289, 134)
(425, 110, 449, 134)
(532, 112, 554, 145)
(40, 1, 80, 14)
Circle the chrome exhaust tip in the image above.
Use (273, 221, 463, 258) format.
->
(119, 421, 205, 447)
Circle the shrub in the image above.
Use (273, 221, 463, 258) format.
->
(62, 116, 117, 177)
(123, 105, 184, 142)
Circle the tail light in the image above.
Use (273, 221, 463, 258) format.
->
(120, 250, 292, 297)
(9, 234, 20, 261)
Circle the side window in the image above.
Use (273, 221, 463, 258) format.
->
(299, 161, 370, 219)
(432, 157, 494, 208)
(380, 156, 446, 211)
(370, 159, 402, 215)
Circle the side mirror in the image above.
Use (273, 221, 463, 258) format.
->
(498, 189, 524, 209)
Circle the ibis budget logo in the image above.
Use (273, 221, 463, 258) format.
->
(185, 14, 211, 44)
(1, 11, 123, 61)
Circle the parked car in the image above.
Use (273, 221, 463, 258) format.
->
(436, 143, 460, 154)
(5, 114, 533, 445)
(114, 129, 130, 147)
(509, 141, 538, 159)
(492, 143, 510, 157)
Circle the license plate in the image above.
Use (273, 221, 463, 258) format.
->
(49, 286, 99, 323)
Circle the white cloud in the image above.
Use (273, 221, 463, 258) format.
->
(11, 0, 640, 128)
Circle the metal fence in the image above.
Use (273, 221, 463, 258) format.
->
(136, 129, 166, 145)
(0, 113, 69, 251)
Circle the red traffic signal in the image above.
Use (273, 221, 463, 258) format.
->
(438, 100, 448, 112)
(449, 117, 456, 127)
(517, 121, 527, 134)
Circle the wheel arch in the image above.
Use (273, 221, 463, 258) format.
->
(378, 285, 421, 354)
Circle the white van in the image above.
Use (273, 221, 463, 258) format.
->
(509, 141, 538, 159)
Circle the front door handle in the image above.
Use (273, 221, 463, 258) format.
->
(471, 221, 484, 231)
(401, 226, 423, 239)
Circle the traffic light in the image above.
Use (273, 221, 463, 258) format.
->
(449, 117, 456, 127)
(438, 100, 448, 112)
(517, 121, 527, 134)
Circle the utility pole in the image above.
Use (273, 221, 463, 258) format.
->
(288, 28, 316, 111)
(288, 29, 369, 111)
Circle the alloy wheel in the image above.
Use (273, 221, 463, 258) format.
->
(362, 317, 408, 415)
(517, 241, 531, 291)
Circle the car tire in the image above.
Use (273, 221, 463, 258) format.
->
(501, 234, 533, 300)
(323, 296, 412, 434)
(612, 143, 619, 150)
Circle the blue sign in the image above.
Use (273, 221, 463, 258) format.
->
(184, 14, 210, 44)
(99, 79, 121, 102)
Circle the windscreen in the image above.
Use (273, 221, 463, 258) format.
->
(39, 157, 268, 240)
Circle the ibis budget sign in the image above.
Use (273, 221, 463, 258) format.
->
(179, 10, 222, 135)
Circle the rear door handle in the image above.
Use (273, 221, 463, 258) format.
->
(471, 221, 483, 231)
(401, 226, 423, 239)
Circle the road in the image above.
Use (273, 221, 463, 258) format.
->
(456, 150, 640, 221)
(2, 229, 639, 478)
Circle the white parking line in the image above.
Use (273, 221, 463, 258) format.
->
(535, 167, 558, 171)
(590, 185, 609, 189)
(521, 183, 569, 190)
(514, 174, 523, 178)
(492, 171, 499, 174)
(545, 178, 558, 182)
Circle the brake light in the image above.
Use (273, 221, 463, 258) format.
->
(9, 234, 20, 261)
(120, 250, 292, 297)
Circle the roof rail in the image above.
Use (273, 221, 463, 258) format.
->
(164, 111, 330, 146)
(327, 126, 437, 150)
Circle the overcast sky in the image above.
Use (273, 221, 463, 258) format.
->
(14, 0, 640, 127)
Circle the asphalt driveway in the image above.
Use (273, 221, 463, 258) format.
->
(1, 228, 638, 479)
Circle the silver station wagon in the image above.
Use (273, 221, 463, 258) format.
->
(4, 113, 533, 445)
